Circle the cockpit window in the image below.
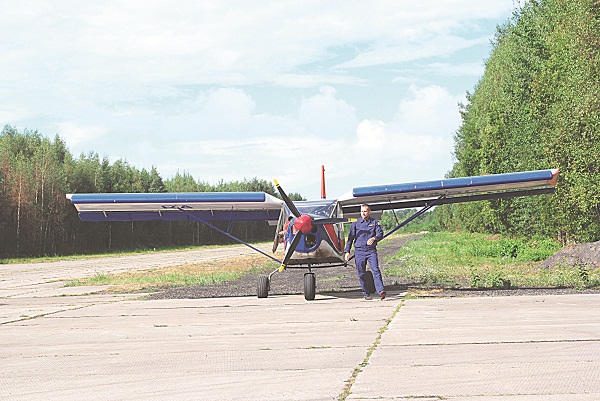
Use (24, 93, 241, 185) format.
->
(289, 200, 337, 218)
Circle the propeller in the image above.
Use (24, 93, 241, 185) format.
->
(274, 179, 348, 271)
(274, 179, 301, 217)
(279, 230, 303, 272)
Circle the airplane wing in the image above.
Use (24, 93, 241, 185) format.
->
(68, 169, 559, 222)
(67, 192, 284, 223)
(337, 169, 559, 218)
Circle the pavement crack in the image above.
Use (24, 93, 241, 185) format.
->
(0, 297, 130, 326)
(338, 300, 405, 401)
(387, 338, 600, 348)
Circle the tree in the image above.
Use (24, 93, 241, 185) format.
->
(448, 0, 600, 243)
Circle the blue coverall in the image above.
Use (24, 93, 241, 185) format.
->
(345, 216, 385, 296)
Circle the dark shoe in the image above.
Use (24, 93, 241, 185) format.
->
(380, 291, 386, 300)
(364, 295, 373, 300)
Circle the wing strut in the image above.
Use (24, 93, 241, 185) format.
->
(176, 207, 282, 264)
(226, 207, 237, 233)
(347, 195, 446, 263)
(382, 194, 446, 240)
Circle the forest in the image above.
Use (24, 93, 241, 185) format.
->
(1, 0, 599, 258)
(0, 126, 304, 258)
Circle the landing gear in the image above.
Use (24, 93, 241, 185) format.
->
(304, 273, 316, 301)
(257, 275, 269, 298)
(257, 265, 325, 301)
(257, 271, 317, 301)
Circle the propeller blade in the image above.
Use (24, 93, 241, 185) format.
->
(279, 231, 302, 272)
(274, 179, 301, 217)
(312, 217, 348, 225)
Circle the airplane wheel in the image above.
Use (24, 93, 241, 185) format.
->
(364, 271, 376, 295)
(257, 276, 269, 298)
(304, 273, 316, 301)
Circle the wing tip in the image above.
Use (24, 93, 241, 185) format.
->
(548, 168, 560, 186)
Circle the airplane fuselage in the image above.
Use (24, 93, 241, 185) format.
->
(277, 199, 347, 267)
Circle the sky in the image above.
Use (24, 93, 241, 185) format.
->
(1, 1, 519, 199)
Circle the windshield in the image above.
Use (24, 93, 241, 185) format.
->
(292, 200, 337, 218)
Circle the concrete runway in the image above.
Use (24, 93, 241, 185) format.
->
(1, 248, 599, 400)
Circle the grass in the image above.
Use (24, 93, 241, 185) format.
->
(384, 232, 600, 290)
(65, 254, 279, 293)
(62, 232, 600, 293)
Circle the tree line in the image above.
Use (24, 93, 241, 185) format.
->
(0, 126, 302, 259)
(437, 0, 600, 244)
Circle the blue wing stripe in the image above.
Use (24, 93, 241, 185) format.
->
(352, 170, 555, 198)
(69, 192, 267, 204)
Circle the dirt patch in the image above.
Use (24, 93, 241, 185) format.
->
(538, 240, 600, 270)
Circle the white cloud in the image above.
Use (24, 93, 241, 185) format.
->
(298, 87, 357, 137)
(356, 120, 386, 152)
(394, 85, 463, 136)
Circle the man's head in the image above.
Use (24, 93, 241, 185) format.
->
(360, 204, 371, 219)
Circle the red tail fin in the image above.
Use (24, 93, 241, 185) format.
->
(321, 165, 326, 199)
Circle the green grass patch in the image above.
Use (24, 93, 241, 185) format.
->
(65, 255, 279, 292)
(66, 271, 244, 288)
(385, 232, 600, 290)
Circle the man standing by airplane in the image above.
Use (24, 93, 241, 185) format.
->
(344, 204, 386, 300)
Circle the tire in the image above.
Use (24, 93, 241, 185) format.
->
(304, 273, 316, 301)
(257, 276, 269, 298)
(364, 270, 376, 295)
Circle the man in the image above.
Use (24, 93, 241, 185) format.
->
(344, 204, 386, 300)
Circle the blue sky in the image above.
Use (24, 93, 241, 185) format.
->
(1, 1, 519, 199)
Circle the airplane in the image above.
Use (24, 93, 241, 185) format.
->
(67, 166, 559, 300)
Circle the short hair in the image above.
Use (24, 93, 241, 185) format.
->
(360, 204, 371, 211)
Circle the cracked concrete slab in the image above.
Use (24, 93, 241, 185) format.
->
(2, 249, 600, 400)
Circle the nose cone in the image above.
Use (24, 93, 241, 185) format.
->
(294, 214, 313, 233)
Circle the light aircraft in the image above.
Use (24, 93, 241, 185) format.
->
(67, 166, 559, 300)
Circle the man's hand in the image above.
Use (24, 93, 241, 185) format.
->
(345, 252, 351, 262)
(367, 237, 376, 246)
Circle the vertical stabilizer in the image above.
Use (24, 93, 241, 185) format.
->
(321, 165, 326, 199)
